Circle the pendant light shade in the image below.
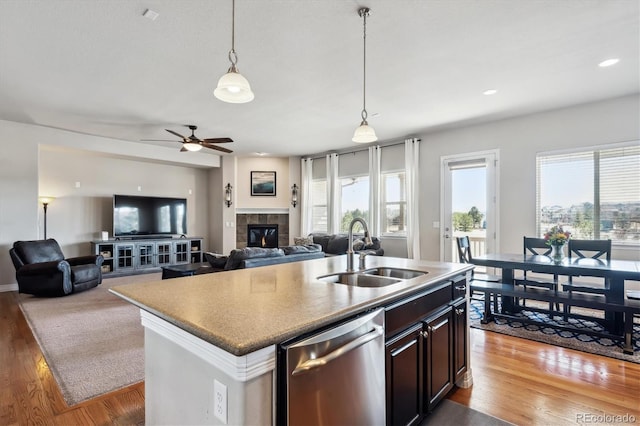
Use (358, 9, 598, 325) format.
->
(214, 64, 254, 103)
(214, 0, 254, 103)
(352, 7, 377, 143)
(352, 120, 377, 143)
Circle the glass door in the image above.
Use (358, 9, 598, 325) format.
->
(441, 150, 499, 263)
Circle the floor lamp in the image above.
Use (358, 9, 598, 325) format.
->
(39, 197, 54, 239)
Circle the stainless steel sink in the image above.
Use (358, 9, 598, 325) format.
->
(361, 267, 427, 280)
(317, 272, 402, 288)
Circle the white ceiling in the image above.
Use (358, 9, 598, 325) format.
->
(0, 0, 638, 158)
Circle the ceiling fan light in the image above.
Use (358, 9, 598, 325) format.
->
(214, 69, 255, 103)
(183, 142, 203, 152)
(352, 120, 377, 143)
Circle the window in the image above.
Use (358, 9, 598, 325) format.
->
(311, 179, 328, 232)
(339, 175, 369, 232)
(382, 171, 406, 235)
(536, 143, 640, 245)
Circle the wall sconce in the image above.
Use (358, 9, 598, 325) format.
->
(291, 184, 299, 208)
(225, 183, 233, 207)
(39, 196, 55, 239)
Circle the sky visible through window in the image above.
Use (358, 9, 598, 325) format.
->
(452, 167, 486, 213)
(342, 178, 369, 211)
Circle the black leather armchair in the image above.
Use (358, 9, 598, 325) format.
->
(10, 239, 104, 296)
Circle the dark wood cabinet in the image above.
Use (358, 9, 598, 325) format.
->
(385, 323, 423, 426)
(453, 299, 468, 383)
(385, 275, 468, 426)
(423, 307, 454, 412)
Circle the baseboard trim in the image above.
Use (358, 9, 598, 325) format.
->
(0, 283, 18, 292)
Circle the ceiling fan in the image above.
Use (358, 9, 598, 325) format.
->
(143, 125, 233, 153)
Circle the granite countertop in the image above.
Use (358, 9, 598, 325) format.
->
(110, 256, 473, 356)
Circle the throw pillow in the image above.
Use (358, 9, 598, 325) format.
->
(351, 238, 365, 251)
(294, 236, 314, 246)
(204, 252, 228, 269)
(327, 235, 349, 254)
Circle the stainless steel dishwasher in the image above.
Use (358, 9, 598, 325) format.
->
(279, 308, 385, 425)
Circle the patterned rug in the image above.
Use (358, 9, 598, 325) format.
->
(469, 296, 640, 364)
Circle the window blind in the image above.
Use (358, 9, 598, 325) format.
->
(536, 142, 639, 245)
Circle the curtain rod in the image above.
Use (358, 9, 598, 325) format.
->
(302, 138, 421, 161)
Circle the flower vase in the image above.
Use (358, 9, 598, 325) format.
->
(550, 243, 566, 264)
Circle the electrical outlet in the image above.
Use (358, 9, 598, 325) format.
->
(214, 379, 227, 424)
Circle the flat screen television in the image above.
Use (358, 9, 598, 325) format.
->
(113, 194, 187, 237)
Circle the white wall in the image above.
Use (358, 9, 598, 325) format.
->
(0, 122, 39, 288)
(39, 147, 211, 256)
(236, 157, 290, 209)
(416, 94, 640, 261)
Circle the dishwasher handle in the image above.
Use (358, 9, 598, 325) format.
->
(291, 325, 384, 376)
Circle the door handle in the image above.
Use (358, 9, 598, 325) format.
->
(291, 326, 384, 376)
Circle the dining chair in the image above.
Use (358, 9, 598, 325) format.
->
(456, 236, 501, 282)
(562, 239, 612, 318)
(456, 236, 501, 313)
(515, 237, 559, 311)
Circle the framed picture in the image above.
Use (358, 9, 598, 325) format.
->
(251, 171, 276, 196)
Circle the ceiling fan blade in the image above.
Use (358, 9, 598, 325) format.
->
(141, 139, 182, 142)
(202, 143, 233, 154)
(202, 137, 233, 144)
(165, 129, 188, 140)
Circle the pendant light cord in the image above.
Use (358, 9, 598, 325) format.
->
(228, 0, 238, 66)
(360, 8, 369, 122)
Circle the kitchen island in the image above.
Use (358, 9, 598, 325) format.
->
(110, 255, 474, 425)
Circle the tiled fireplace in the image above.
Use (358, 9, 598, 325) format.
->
(236, 213, 289, 249)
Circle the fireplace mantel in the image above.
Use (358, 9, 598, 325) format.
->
(236, 208, 290, 214)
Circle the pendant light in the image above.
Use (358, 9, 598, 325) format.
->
(214, 0, 254, 103)
(352, 7, 377, 143)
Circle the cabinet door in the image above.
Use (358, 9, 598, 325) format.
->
(136, 243, 155, 269)
(115, 244, 135, 271)
(173, 241, 190, 264)
(385, 323, 423, 426)
(423, 307, 454, 412)
(156, 242, 172, 266)
(453, 299, 468, 382)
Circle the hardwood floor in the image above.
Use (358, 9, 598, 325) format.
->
(2, 289, 638, 425)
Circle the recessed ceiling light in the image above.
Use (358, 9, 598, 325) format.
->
(143, 9, 159, 21)
(483, 89, 498, 95)
(255, 152, 268, 156)
(598, 58, 620, 67)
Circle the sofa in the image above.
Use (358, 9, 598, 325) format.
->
(307, 233, 384, 256)
(10, 239, 104, 296)
(203, 244, 325, 272)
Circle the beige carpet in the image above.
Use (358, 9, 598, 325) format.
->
(18, 273, 160, 406)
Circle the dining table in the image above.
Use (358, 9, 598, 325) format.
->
(470, 253, 640, 335)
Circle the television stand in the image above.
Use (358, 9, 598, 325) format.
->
(91, 237, 203, 276)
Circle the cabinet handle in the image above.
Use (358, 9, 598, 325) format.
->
(421, 330, 429, 339)
(455, 308, 464, 316)
(455, 285, 466, 291)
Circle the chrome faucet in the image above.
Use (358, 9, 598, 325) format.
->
(347, 217, 373, 272)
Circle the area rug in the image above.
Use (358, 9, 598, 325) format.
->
(422, 399, 514, 426)
(469, 297, 640, 363)
(17, 273, 160, 406)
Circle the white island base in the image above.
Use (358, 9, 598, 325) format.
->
(141, 311, 276, 425)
